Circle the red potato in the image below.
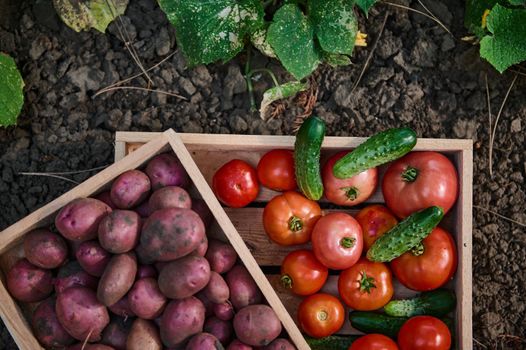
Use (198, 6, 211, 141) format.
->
(213, 302, 235, 321)
(56, 286, 110, 342)
(95, 191, 117, 209)
(228, 340, 253, 349)
(110, 170, 151, 209)
(98, 210, 141, 253)
(97, 252, 137, 306)
(101, 317, 131, 350)
(204, 317, 233, 345)
(23, 229, 68, 269)
(186, 332, 224, 350)
(196, 290, 215, 317)
(108, 295, 136, 318)
(7, 259, 53, 302)
(158, 255, 211, 299)
(138, 208, 205, 262)
(76, 240, 111, 277)
(55, 261, 99, 293)
(137, 264, 158, 279)
(68, 344, 115, 350)
(32, 297, 75, 348)
(203, 271, 230, 303)
(134, 200, 151, 217)
(206, 239, 238, 274)
(191, 198, 213, 228)
(126, 318, 162, 350)
(145, 153, 190, 190)
(262, 339, 296, 349)
(55, 198, 112, 241)
(196, 235, 209, 257)
(225, 265, 262, 310)
(128, 278, 167, 319)
(160, 297, 206, 347)
(148, 186, 192, 211)
(233, 305, 282, 347)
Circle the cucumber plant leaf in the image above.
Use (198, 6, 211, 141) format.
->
(158, 0, 264, 66)
(323, 52, 352, 67)
(308, 0, 358, 55)
(52, 0, 129, 33)
(260, 81, 308, 119)
(507, 0, 525, 5)
(464, 0, 499, 38)
(0, 53, 24, 127)
(251, 27, 276, 58)
(355, 0, 378, 17)
(479, 4, 526, 72)
(267, 4, 321, 80)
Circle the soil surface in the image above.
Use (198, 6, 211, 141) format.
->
(0, 0, 524, 349)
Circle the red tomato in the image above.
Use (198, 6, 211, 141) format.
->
(382, 151, 458, 218)
(311, 213, 363, 270)
(398, 316, 451, 350)
(338, 258, 393, 311)
(322, 151, 378, 206)
(391, 227, 457, 291)
(263, 192, 322, 246)
(212, 159, 259, 208)
(355, 205, 398, 251)
(280, 250, 328, 296)
(350, 334, 399, 350)
(257, 149, 296, 191)
(298, 293, 345, 338)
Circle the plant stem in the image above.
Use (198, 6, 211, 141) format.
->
(244, 46, 257, 112)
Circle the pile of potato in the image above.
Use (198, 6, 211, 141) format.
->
(6, 152, 295, 350)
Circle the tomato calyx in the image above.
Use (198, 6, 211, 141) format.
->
(411, 242, 425, 256)
(340, 236, 356, 249)
(358, 271, 377, 294)
(317, 310, 329, 321)
(341, 186, 360, 201)
(281, 274, 293, 289)
(288, 216, 303, 232)
(401, 166, 419, 182)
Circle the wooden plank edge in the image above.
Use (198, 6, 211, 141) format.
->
(114, 140, 126, 163)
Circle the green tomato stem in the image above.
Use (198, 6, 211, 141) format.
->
(288, 216, 303, 232)
(359, 271, 377, 294)
(411, 242, 425, 256)
(340, 236, 356, 248)
(341, 186, 359, 201)
(402, 166, 419, 182)
(281, 274, 293, 289)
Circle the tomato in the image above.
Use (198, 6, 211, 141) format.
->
(263, 191, 322, 246)
(382, 151, 458, 218)
(322, 151, 378, 206)
(398, 316, 451, 350)
(350, 334, 399, 350)
(212, 159, 259, 208)
(338, 258, 393, 311)
(257, 149, 296, 191)
(311, 213, 363, 270)
(280, 250, 328, 296)
(297, 293, 345, 338)
(355, 205, 398, 251)
(391, 227, 457, 291)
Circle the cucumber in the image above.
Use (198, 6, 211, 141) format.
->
(349, 312, 408, 338)
(305, 335, 359, 350)
(366, 206, 444, 262)
(294, 116, 326, 200)
(333, 127, 417, 179)
(384, 289, 456, 317)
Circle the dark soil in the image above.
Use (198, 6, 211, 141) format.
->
(0, 0, 524, 349)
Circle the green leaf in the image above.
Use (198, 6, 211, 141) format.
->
(0, 53, 24, 127)
(480, 4, 526, 72)
(260, 81, 308, 119)
(355, 0, 378, 16)
(464, 0, 500, 38)
(52, 0, 129, 33)
(267, 4, 321, 79)
(158, 0, 264, 66)
(309, 0, 358, 55)
(251, 27, 276, 58)
(323, 52, 352, 67)
(507, 0, 525, 5)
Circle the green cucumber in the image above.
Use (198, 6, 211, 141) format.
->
(305, 335, 359, 350)
(349, 312, 408, 338)
(333, 127, 417, 179)
(294, 116, 326, 200)
(366, 206, 444, 262)
(384, 289, 456, 318)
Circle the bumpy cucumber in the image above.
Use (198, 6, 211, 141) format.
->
(294, 116, 326, 200)
(384, 289, 456, 317)
(366, 206, 444, 262)
(349, 312, 408, 338)
(305, 335, 359, 350)
(333, 127, 417, 179)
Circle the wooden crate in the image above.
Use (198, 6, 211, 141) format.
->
(0, 130, 309, 350)
(115, 131, 473, 350)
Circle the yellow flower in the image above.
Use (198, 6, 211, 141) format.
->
(355, 31, 367, 47)
(482, 9, 491, 28)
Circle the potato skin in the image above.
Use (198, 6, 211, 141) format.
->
(227, 340, 253, 350)
(137, 264, 157, 279)
(55, 198, 112, 242)
(126, 318, 162, 350)
(233, 305, 282, 347)
(205, 240, 238, 274)
(262, 338, 296, 350)
(186, 332, 225, 350)
(55, 261, 99, 294)
(191, 198, 213, 228)
(203, 271, 230, 304)
(158, 255, 211, 299)
(110, 169, 151, 209)
(108, 295, 136, 318)
(128, 278, 167, 319)
(204, 317, 233, 345)
(67, 344, 115, 350)
(145, 153, 190, 190)
(98, 210, 140, 253)
(138, 208, 205, 262)
(160, 297, 205, 348)
(149, 186, 192, 211)
(76, 240, 111, 277)
(101, 317, 131, 350)
(95, 191, 117, 209)
(32, 297, 75, 348)
(225, 265, 262, 310)
(23, 229, 68, 269)
(7, 259, 53, 302)
(196, 235, 208, 257)
(97, 252, 137, 306)
(56, 287, 110, 342)
(213, 302, 235, 321)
